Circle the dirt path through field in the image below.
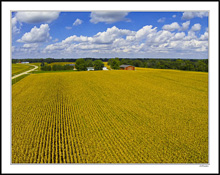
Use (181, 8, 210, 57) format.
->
(12, 65, 38, 79)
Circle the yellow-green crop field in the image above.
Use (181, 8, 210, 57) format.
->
(47, 62, 75, 66)
(12, 68, 208, 163)
(12, 63, 34, 76)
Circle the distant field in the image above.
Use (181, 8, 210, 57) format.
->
(12, 63, 35, 76)
(103, 62, 111, 69)
(47, 62, 75, 66)
(12, 68, 208, 163)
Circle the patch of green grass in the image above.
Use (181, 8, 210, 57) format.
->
(12, 74, 30, 85)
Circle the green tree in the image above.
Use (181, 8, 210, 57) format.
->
(93, 60, 104, 70)
(196, 60, 207, 72)
(75, 58, 87, 71)
(146, 59, 156, 68)
(120, 59, 127, 65)
(133, 60, 144, 67)
(52, 64, 63, 71)
(41, 66, 45, 71)
(63, 64, 73, 70)
(12, 59, 18, 63)
(175, 59, 182, 69)
(107, 58, 114, 66)
(85, 59, 94, 67)
(46, 65, 51, 71)
(143, 61, 148, 68)
(45, 58, 54, 64)
(155, 61, 161, 69)
(41, 65, 51, 71)
(111, 59, 120, 70)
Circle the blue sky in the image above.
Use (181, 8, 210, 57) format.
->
(12, 11, 208, 59)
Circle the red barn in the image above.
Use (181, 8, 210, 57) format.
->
(119, 65, 135, 70)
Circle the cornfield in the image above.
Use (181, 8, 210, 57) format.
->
(12, 68, 208, 163)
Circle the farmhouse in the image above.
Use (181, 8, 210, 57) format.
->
(102, 67, 108, 70)
(120, 65, 135, 70)
(87, 67, 94, 71)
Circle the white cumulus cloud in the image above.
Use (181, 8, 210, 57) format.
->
(153, 30, 174, 43)
(73, 18, 83, 26)
(23, 43, 39, 48)
(61, 35, 90, 44)
(191, 23, 201, 31)
(15, 11, 60, 23)
(200, 32, 208, 41)
(157, 17, 166, 23)
(173, 32, 185, 40)
(17, 24, 52, 43)
(182, 11, 208, 20)
(92, 26, 135, 44)
(12, 17, 22, 34)
(162, 22, 180, 31)
(127, 25, 157, 42)
(181, 21, 190, 31)
(90, 11, 130, 24)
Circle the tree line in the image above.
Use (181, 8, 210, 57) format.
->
(108, 58, 208, 72)
(40, 63, 74, 71)
(12, 57, 208, 72)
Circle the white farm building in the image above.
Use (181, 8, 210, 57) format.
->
(102, 67, 108, 70)
(87, 67, 94, 71)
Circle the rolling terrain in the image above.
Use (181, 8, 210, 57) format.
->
(12, 63, 35, 76)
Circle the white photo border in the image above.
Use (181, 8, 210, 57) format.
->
(2, 1, 219, 174)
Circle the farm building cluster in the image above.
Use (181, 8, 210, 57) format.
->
(119, 65, 135, 70)
(18, 62, 29, 64)
(87, 67, 108, 71)
(86, 65, 135, 71)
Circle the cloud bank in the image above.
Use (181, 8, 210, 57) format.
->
(15, 12, 60, 24)
(182, 12, 208, 20)
(41, 24, 208, 58)
(90, 12, 130, 24)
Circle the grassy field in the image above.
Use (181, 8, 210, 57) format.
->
(12, 68, 208, 163)
(12, 63, 35, 76)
